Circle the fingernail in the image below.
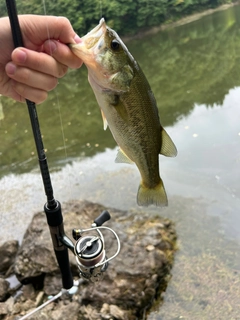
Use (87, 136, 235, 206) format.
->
(74, 34, 82, 44)
(45, 40, 57, 54)
(15, 49, 27, 63)
(6, 62, 16, 75)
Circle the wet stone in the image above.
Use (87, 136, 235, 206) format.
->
(9, 200, 177, 319)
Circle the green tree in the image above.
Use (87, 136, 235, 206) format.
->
(1, 0, 237, 36)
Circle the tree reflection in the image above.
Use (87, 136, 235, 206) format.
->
(1, 6, 240, 176)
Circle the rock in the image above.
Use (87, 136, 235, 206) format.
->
(100, 303, 110, 318)
(80, 304, 101, 320)
(0, 240, 19, 273)
(12, 302, 21, 314)
(4, 296, 14, 314)
(0, 278, 10, 301)
(21, 299, 35, 312)
(0, 302, 8, 316)
(109, 304, 127, 320)
(35, 291, 45, 307)
(12, 200, 177, 319)
(43, 274, 62, 296)
(14, 213, 58, 282)
(51, 301, 80, 320)
(22, 284, 36, 301)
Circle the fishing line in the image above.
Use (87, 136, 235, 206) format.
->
(42, 0, 50, 39)
(42, 0, 72, 200)
(99, 0, 103, 18)
(42, 0, 66, 155)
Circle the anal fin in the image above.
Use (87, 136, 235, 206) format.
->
(115, 148, 134, 164)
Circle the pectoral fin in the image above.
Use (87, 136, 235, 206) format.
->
(160, 128, 178, 157)
(115, 148, 134, 164)
(114, 103, 129, 123)
(101, 110, 108, 130)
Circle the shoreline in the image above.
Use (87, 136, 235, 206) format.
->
(122, 1, 240, 42)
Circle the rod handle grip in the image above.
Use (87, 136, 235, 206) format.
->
(54, 248, 73, 289)
(44, 201, 73, 289)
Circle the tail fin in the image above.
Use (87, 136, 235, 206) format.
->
(137, 179, 168, 207)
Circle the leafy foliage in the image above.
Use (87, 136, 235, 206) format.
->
(1, 0, 236, 36)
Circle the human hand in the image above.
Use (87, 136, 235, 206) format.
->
(0, 15, 83, 104)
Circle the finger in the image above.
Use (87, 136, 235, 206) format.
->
(11, 80, 48, 104)
(11, 48, 69, 78)
(5, 62, 58, 92)
(43, 40, 83, 69)
(19, 15, 82, 48)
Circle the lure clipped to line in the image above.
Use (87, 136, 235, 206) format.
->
(70, 18, 177, 207)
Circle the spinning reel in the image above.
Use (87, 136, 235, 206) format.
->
(61, 210, 120, 283)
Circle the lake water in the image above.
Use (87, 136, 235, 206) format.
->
(1, 5, 240, 319)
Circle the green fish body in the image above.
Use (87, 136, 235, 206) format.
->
(70, 18, 177, 206)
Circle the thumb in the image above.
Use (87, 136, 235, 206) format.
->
(43, 39, 83, 69)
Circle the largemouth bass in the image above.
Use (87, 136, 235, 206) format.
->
(70, 18, 177, 206)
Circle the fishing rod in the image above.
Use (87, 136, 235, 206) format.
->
(6, 0, 73, 290)
(5, 0, 120, 315)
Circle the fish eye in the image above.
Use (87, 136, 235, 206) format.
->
(111, 39, 120, 51)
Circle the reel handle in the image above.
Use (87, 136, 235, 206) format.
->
(94, 210, 111, 226)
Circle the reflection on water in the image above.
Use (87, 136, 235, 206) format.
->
(1, 5, 240, 177)
(0, 4, 240, 320)
(163, 87, 240, 238)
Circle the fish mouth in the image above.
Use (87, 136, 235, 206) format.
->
(69, 18, 107, 52)
(83, 18, 106, 39)
(69, 18, 107, 63)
